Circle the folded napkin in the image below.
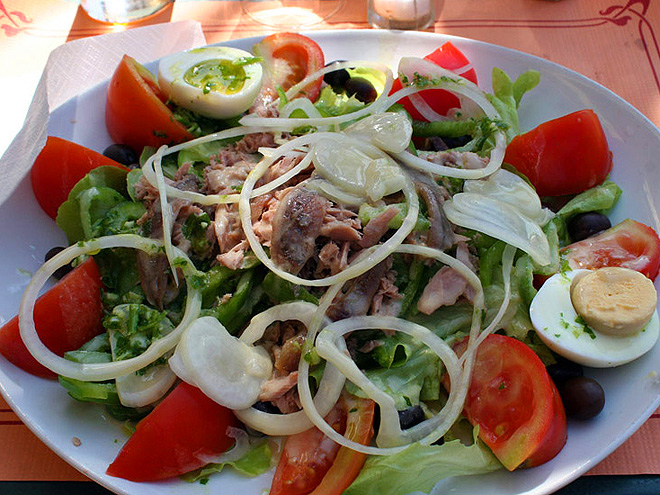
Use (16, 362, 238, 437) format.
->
(0, 20, 207, 207)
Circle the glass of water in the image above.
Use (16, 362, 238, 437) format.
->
(80, 0, 173, 24)
(241, 0, 345, 28)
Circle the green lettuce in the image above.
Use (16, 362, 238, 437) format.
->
(181, 441, 273, 483)
(488, 68, 540, 140)
(344, 433, 501, 495)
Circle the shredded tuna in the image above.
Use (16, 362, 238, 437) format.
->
(136, 252, 180, 310)
(359, 206, 399, 248)
(271, 389, 301, 414)
(415, 181, 455, 251)
(371, 269, 403, 316)
(327, 258, 392, 321)
(424, 150, 488, 170)
(259, 371, 299, 402)
(320, 206, 361, 242)
(316, 241, 350, 276)
(271, 187, 329, 275)
(416, 242, 476, 314)
(217, 240, 249, 270)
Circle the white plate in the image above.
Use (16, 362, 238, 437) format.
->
(2, 30, 660, 495)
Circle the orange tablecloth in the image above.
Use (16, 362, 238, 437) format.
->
(2, 0, 660, 482)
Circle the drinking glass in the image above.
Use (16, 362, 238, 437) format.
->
(80, 0, 173, 24)
(241, 0, 345, 28)
(368, 0, 435, 30)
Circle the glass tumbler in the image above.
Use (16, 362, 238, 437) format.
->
(368, 0, 435, 30)
(241, 0, 345, 28)
(80, 0, 173, 24)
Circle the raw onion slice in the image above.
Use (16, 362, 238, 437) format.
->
(238, 134, 419, 287)
(444, 193, 551, 266)
(460, 244, 517, 364)
(140, 125, 277, 207)
(115, 363, 177, 408)
(18, 234, 201, 381)
(298, 244, 486, 455)
(376, 57, 507, 180)
(234, 302, 346, 436)
(171, 316, 272, 410)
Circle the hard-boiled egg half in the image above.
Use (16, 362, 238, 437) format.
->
(158, 46, 263, 119)
(530, 267, 659, 367)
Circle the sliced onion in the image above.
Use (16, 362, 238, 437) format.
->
(171, 316, 272, 410)
(444, 193, 551, 266)
(408, 92, 451, 123)
(460, 244, 517, 364)
(343, 112, 413, 153)
(238, 134, 419, 287)
(299, 244, 486, 455)
(463, 169, 554, 226)
(234, 301, 345, 436)
(198, 427, 251, 465)
(151, 145, 179, 285)
(115, 363, 177, 408)
(18, 235, 202, 381)
(140, 125, 278, 207)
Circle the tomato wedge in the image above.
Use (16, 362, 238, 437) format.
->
(105, 54, 193, 154)
(30, 136, 128, 220)
(504, 109, 613, 197)
(561, 219, 660, 281)
(270, 403, 345, 495)
(106, 382, 239, 481)
(309, 395, 375, 495)
(391, 41, 478, 121)
(0, 258, 105, 378)
(448, 334, 566, 471)
(253, 33, 325, 102)
(270, 394, 375, 495)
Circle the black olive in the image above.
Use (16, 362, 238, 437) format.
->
(323, 61, 350, 89)
(560, 376, 605, 420)
(345, 77, 377, 104)
(428, 135, 472, 151)
(103, 144, 139, 167)
(398, 405, 425, 430)
(252, 401, 281, 414)
(546, 357, 584, 388)
(567, 212, 611, 242)
(44, 246, 74, 280)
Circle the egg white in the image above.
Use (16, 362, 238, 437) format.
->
(530, 269, 660, 367)
(158, 46, 263, 119)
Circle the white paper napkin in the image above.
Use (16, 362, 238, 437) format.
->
(0, 20, 207, 207)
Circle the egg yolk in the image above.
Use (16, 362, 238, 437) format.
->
(184, 58, 251, 96)
(570, 267, 657, 337)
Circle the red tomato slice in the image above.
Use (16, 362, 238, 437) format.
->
(504, 109, 613, 197)
(30, 136, 128, 220)
(106, 382, 239, 481)
(253, 33, 325, 102)
(105, 55, 193, 154)
(561, 219, 660, 281)
(0, 258, 105, 378)
(308, 395, 375, 495)
(391, 41, 478, 121)
(449, 334, 566, 471)
(270, 403, 346, 495)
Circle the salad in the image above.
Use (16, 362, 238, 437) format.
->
(1, 32, 660, 495)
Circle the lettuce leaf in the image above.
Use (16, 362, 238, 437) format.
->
(347, 343, 442, 409)
(181, 441, 273, 483)
(344, 433, 501, 495)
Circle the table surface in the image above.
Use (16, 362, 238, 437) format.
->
(2, 0, 660, 493)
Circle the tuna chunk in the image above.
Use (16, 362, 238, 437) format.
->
(270, 187, 330, 275)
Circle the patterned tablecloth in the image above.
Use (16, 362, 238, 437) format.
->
(1, 0, 660, 483)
